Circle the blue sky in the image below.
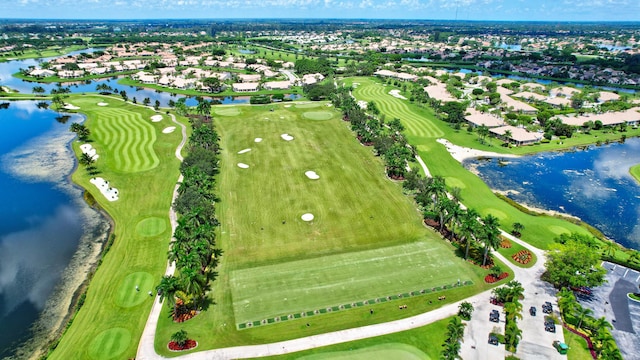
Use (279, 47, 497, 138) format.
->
(3, 0, 639, 21)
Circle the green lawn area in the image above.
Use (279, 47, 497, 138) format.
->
(49, 95, 185, 360)
(630, 164, 640, 184)
(563, 327, 593, 360)
(344, 76, 594, 250)
(262, 317, 451, 360)
(497, 237, 538, 268)
(153, 102, 497, 356)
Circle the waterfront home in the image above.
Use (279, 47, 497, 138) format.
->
(29, 68, 55, 77)
(232, 82, 260, 92)
(490, 125, 543, 146)
(465, 108, 506, 128)
(237, 74, 262, 83)
(263, 81, 291, 90)
(301, 73, 325, 86)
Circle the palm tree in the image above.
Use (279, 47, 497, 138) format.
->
(458, 301, 474, 320)
(603, 241, 619, 258)
(512, 222, 524, 236)
(477, 124, 490, 144)
(590, 316, 612, 337)
(574, 305, 594, 330)
(504, 301, 523, 322)
(170, 329, 188, 348)
(557, 288, 577, 320)
(79, 153, 95, 168)
(503, 129, 513, 144)
(32, 86, 45, 96)
(156, 275, 181, 308)
(447, 316, 466, 342)
(505, 280, 525, 303)
(440, 340, 461, 360)
(196, 98, 212, 121)
(179, 267, 207, 309)
(460, 208, 479, 260)
(504, 321, 522, 352)
(481, 214, 501, 266)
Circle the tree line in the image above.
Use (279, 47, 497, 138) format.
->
(156, 114, 222, 321)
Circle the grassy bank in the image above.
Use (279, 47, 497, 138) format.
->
(48, 95, 185, 360)
(630, 164, 640, 184)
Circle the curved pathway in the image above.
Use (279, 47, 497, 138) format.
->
(136, 113, 186, 360)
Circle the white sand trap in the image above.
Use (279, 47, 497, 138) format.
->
(162, 127, 176, 134)
(79, 143, 99, 161)
(280, 133, 294, 141)
(151, 115, 163, 122)
(305, 171, 320, 180)
(237, 163, 249, 169)
(301, 213, 314, 221)
(63, 104, 80, 110)
(389, 89, 407, 100)
(97, 102, 108, 106)
(238, 148, 251, 154)
(90, 177, 119, 201)
(254, 138, 263, 143)
(284, 105, 292, 108)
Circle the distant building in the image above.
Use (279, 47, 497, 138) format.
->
(232, 82, 260, 92)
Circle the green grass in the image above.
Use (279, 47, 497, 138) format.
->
(497, 238, 538, 268)
(231, 241, 472, 326)
(563, 327, 593, 360)
(83, 103, 160, 173)
(49, 95, 185, 360)
(297, 343, 429, 360)
(630, 164, 640, 184)
(135, 216, 167, 237)
(344, 77, 594, 250)
(153, 102, 495, 356)
(302, 111, 334, 120)
(260, 317, 450, 360)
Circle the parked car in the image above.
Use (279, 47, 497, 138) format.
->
(490, 309, 500, 323)
(529, 306, 536, 316)
(542, 301, 553, 314)
(553, 340, 569, 354)
(488, 334, 499, 346)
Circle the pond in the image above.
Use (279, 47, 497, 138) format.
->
(0, 101, 109, 358)
(467, 138, 640, 251)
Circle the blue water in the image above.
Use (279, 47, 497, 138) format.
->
(0, 101, 89, 358)
(468, 138, 640, 251)
(497, 43, 522, 51)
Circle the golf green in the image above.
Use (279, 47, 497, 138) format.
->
(135, 216, 167, 237)
(549, 225, 571, 235)
(115, 272, 155, 308)
(303, 111, 334, 120)
(295, 103, 323, 108)
(88, 328, 131, 360)
(298, 343, 429, 360)
(215, 107, 241, 116)
(481, 208, 507, 220)
(445, 177, 466, 189)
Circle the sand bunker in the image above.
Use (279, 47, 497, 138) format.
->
(389, 89, 407, 100)
(63, 104, 80, 110)
(238, 148, 251, 154)
(237, 163, 249, 169)
(254, 138, 263, 143)
(284, 105, 292, 108)
(280, 134, 294, 141)
(90, 177, 119, 201)
(162, 127, 176, 134)
(305, 171, 320, 180)
(301, 213, 314, 221)
(97, 102, 108, 106)
(151, 115, 163, 122)
(79, 143, 99, 161)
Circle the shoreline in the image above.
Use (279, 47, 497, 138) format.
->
(436, 138, 520, 163)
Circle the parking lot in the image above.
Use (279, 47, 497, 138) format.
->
(461, 235, 567, 360)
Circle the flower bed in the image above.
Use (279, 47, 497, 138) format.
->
(500, 238, 512, 248)
(173, 299, 198, 322)
(485, 272, 509, 283)
(168, 339, 197, 351)
(512, 250, 532, 265)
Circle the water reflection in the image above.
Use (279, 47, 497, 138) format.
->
(468, 139, 640, 250)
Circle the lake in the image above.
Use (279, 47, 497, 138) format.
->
(468, 138, 640, 251)
(0, 102, 109, 358)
